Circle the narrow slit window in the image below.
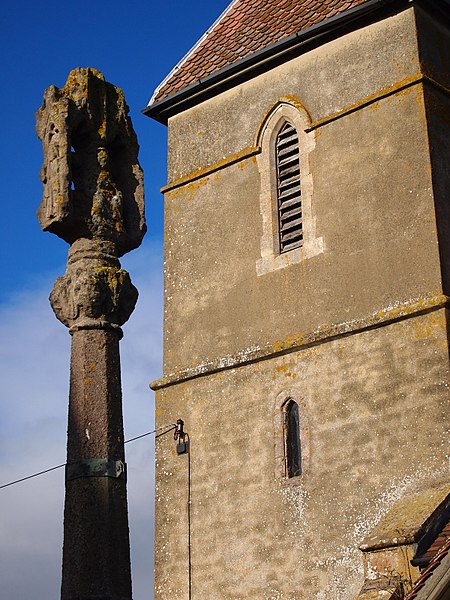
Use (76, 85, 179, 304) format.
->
(285, 400, 301, 478)
(276, 122, 302, 253)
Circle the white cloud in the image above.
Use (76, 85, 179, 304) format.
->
(0, 240, 163, 599)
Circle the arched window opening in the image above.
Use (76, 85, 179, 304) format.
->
(275, 121, 302, 253)
(256, 101, 323, 275)
(285, 400, 301, 478)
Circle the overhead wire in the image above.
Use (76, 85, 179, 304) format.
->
(0, 463, 66, 490)
(0, 422, 177, 490)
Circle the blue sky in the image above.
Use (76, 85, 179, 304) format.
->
(0, 1, 229, 598)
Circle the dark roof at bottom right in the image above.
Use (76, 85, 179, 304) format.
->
(407, 537, 450, 599)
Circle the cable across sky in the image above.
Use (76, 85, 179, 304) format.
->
(0, 423, 177, 490)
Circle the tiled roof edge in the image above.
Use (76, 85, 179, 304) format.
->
(407, 538, 450, 599)
(143, 0, 450, 124)
(411, 502, 450, 567)
(143, 0, 401, 123)
(148, 0, 239, 106)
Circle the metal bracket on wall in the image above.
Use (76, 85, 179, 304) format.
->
(174, 419, 189, 455)
(66, 459, 126, 482)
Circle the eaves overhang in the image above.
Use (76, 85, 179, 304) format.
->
(143, 0, 449, 124)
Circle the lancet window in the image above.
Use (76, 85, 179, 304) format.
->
(275, 122, 303, 253)
(256, 101, 323, 276)
(285, 399, 302, 478)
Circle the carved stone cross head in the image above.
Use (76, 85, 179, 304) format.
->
(36, 67, 146, 257)
(37, 68, 146, 333)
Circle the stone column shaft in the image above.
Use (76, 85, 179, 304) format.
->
(61, 330, 131, 599)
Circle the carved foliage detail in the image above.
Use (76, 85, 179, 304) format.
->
(50, 262, 138, 330)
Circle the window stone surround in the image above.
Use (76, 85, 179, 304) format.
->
(256, 101, 323, 276)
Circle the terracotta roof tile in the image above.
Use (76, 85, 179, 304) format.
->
(151, 0, 369, 104)
(407, 515, 450, 599)
(407, 538, 450, 599)
(421, 520, 450, 564)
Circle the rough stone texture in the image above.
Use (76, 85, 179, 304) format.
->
(62, 329, 131, 600)
(36, 67, 146, 256)
(358, 544, 416, 598)
(152, 5, 450, 600)
(357, 578, 405, 599)
(50, 238, 138, 333)
(37, 68, 144, 600)
(155, 311, 450, 600)
(161, 9, 442, 376)
(417, 6, 450, 297)
(356, 482, 450, 597)
(166, 8, 421, 182)
(360, 481, 450, 552)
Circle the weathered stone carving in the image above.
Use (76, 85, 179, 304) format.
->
(37, 68, 144, 600)
(50, 239, 138, 333)
(36, 67, 146, 256)
(37, 67, 146, 334)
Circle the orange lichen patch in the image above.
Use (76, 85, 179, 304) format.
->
(98, 118, 107, 140)
(272, 332, 307, 354)
(86, 363, 97, 371)
(63, 67, 104, 103)
(272, 371, 297, 381)
(272, 364, 297, 380)
(93, 266, 129, 292)
(83, 378, 93, 385)
(162, 146, 260, 194)
(412, 85, 428, 126)
(410, 313, 446, 342)
(179, 177, 210, 203)
(107, 269, 128, 289)
(374, 293, 446, 322)
(309, 74, 425, 130)
(151, 294, 449, 390)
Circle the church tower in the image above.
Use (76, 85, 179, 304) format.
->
(144, 1, 450, 598)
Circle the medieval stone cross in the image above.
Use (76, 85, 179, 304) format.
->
(36, 67, 146, 600)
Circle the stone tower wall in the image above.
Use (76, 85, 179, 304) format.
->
(153, 7, 450, 599)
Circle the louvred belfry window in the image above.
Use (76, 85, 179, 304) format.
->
(276, 121, 302, 253)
